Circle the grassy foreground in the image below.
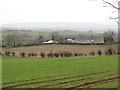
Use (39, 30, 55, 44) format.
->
(2, 55, 119, 88)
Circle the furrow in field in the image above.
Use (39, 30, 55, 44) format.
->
(60, 73, 118, 88)
(86, 78, 119, 88)
(68, 76, 120, 89)
(36, 72, 117, 88)
(3, 70, 113, 86)
(2, 70, 114, 86)
(37, 77, 93, 88)
(2, 71, 110, 89)
(2, 72, 86, 85)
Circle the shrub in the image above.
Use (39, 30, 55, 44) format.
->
(79, 53, 83, 56)
(105, 51, 109, 55)
(11, 51, 15, 56)
(113, 50, 117, 55)
(28, 53, 32, 57)
(47, 52, 54, 57)
(54, 53, 60, 57)
(34, 53, 37, 57)
(105, 48, 113, 55)
(117, 47, 120, 55)
(47, 54, 50, 57)
(40, 52, 45, 58)
(5, 51, 11, 56)
(20, 52, 26, 57)
(69, 52, 72, 57)
(90, 52, 95, 56)
(98, 50, 102, 56)
(60, 52, 64, 57)
(64, 52, 72, 57)
(74, 53, 78, 57)
(31, 53, 37, 57)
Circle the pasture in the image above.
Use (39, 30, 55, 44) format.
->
(2, 44, 118, 57)
(2, 55, 119, 88)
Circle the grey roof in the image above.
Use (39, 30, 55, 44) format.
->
(63, 35, 104, 42)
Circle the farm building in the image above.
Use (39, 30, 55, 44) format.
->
(43, 40, 58, 44)
(62, 38, 78, 44)
(62, 35, 104, 44)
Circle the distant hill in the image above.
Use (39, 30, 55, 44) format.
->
(2, 22, 117, 32)
(2, 29, 102, 38)
(2, 22, 117, 38)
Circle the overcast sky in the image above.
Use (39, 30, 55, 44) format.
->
(0, 0, 118, 25)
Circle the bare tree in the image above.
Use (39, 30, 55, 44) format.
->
(4, 34, 19, 47)
(51, 32, 63, 43)
(103, 0, 120, 10)
(102, 0, 120, 43)
(103, 30, 115, 44)
(103, 0, 120, 23)
(37, 35, 44, 44)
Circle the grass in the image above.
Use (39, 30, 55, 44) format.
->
(2, 30, 41, 37)
(90, 81, 118, 88)
(2, 30, 100, 37)
(2, 55, 118, 88)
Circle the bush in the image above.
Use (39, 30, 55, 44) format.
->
(105, 48, 113, 55)
(54, 53, 60, 57)
(40, 52, 45, 58)
(98, 50, 102, 56)
(64, 52, 72, 57)
(28, 53, 32, 57)
(105, 51, 109, 55)
(69, 52, 72, 57)
(47, 52, 54, 57)
(79, 53, 83, 56)
(20, 52, 26, 57)
(74, 53, 78, 57)
(5, 51, 11, 56)
(113, 50, 117, 55)
(11, 51, 15, 56)
(117, 48, 120, 55)
(90, 52, 95, 56)
(31, 53, 37, 57)
(34, 53, 37, 57)
(60, 52, 64, 57)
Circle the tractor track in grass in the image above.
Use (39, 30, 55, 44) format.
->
(86, 78, 119, 88)
(37, 77, 93, 88)
(2, 71, 114, 89)
(36, 73, 117, 88)
(68, 76, 120, 89)
(2, 72, 77, 85)
(3, 70, 116, 86)
(2, 71, 112, 86)
(2, 71, 91, 85)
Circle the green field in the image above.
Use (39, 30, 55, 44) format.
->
(2, 55, 119, 88)
(2, 30, 101, 37)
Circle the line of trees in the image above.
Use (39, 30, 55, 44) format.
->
(2, 32, 64, 48)
(2, 47, 119, 58)
(103, 30, 116, 44)
(2, 30, 118, 48)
